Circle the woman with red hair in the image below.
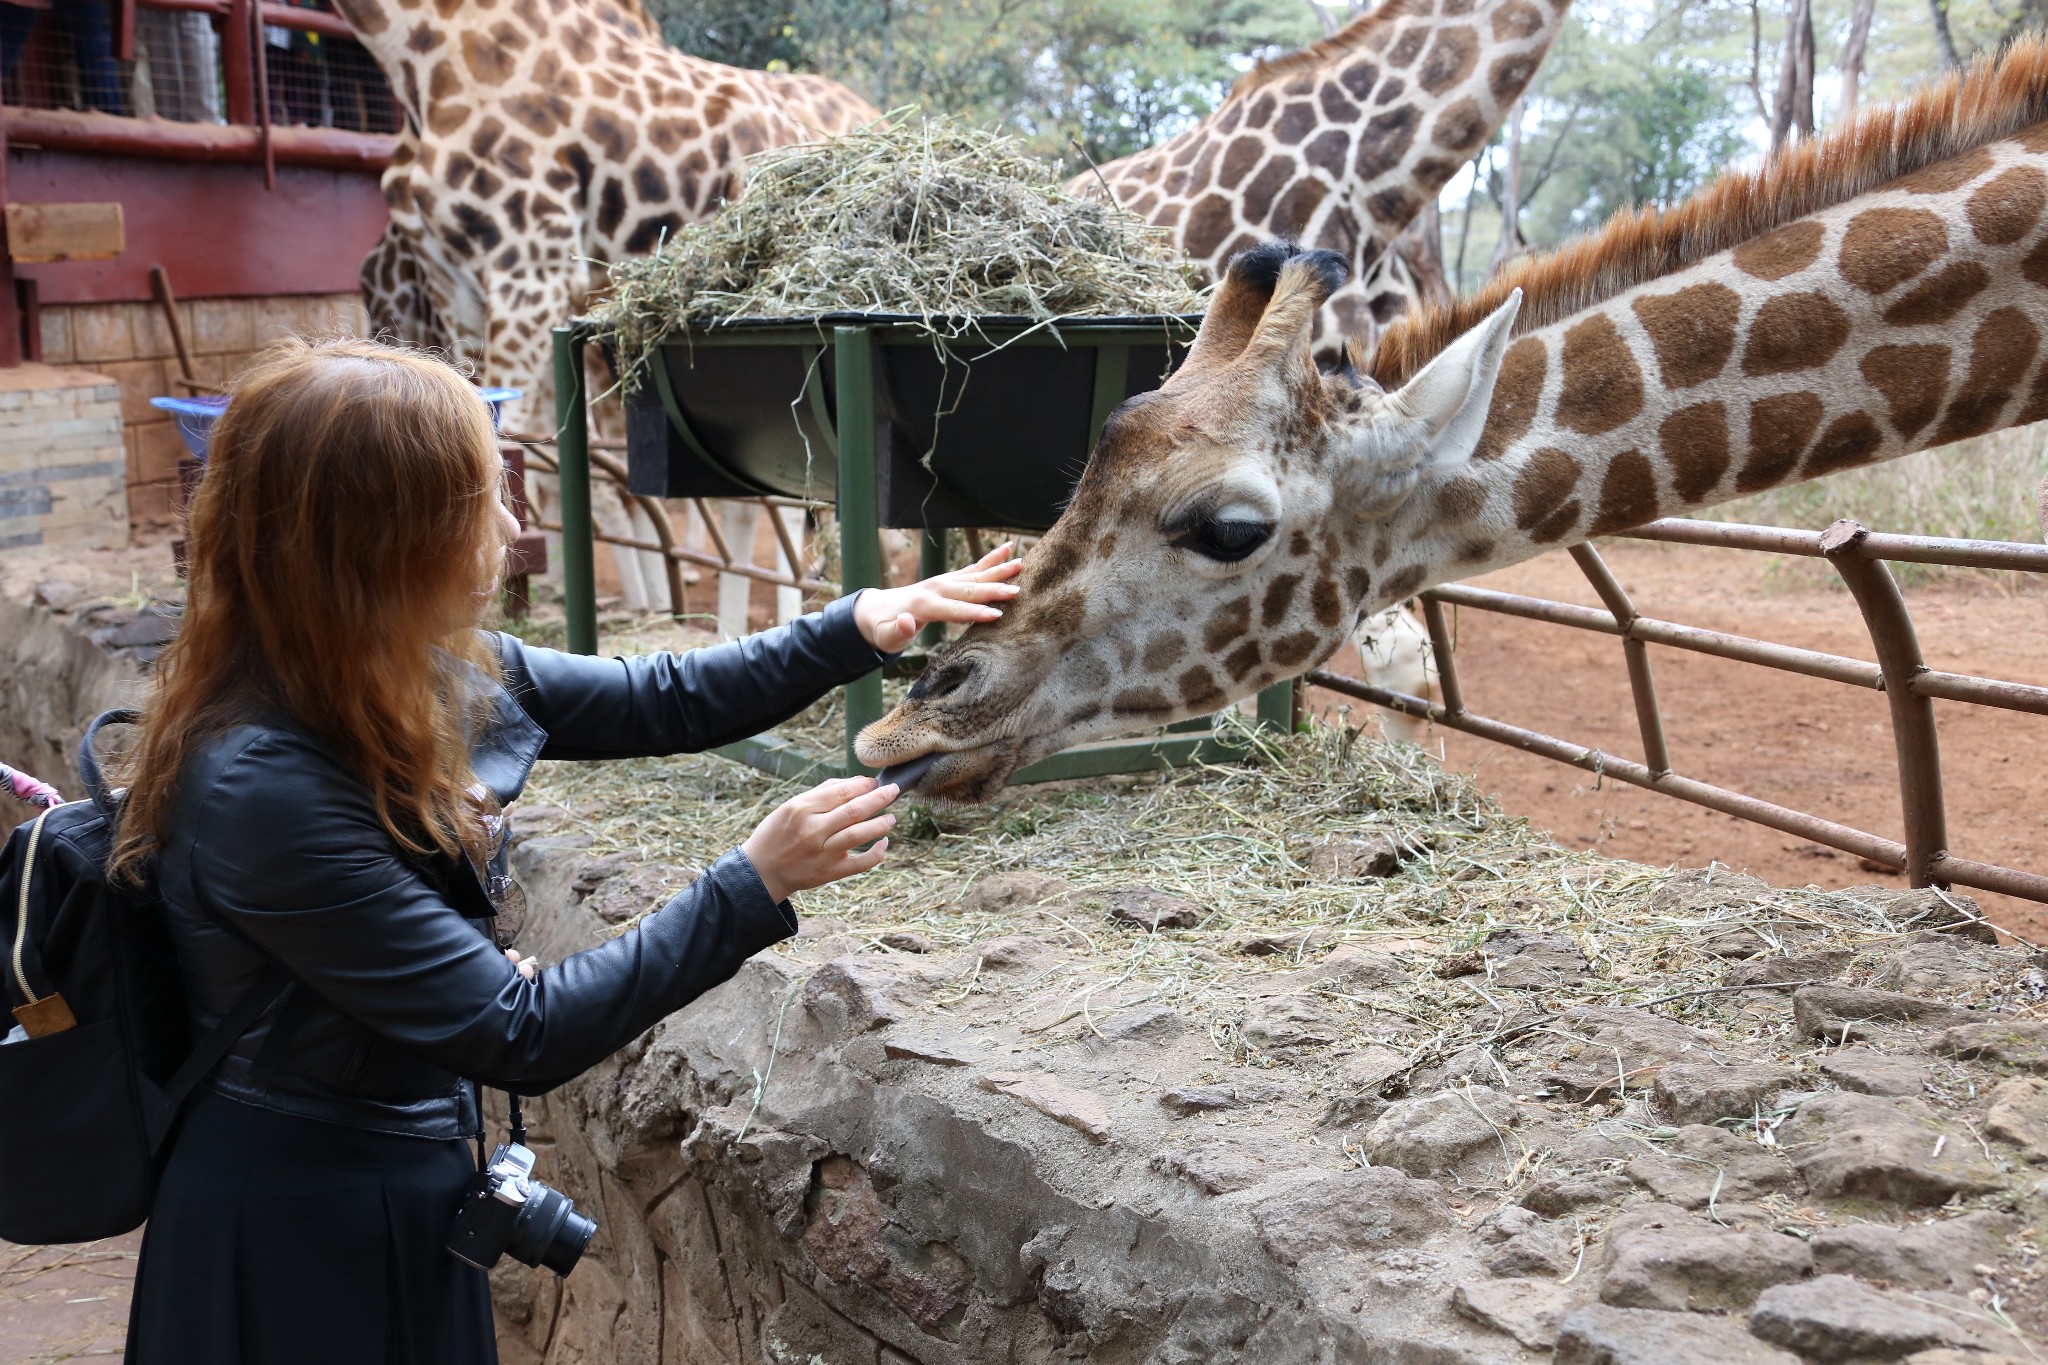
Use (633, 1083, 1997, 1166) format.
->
(113, 337, 1018, 1364)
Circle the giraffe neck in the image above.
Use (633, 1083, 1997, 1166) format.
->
(1089, 0, 1566, 339)
(1363, 116, 2048, 607)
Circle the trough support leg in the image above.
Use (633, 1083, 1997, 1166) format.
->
(553, 325, 597, 656)
(835, 325, 884, 774)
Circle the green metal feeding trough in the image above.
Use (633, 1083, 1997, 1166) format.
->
(551, 314, 1294, 785)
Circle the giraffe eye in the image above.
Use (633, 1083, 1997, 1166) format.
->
(1174, 517, 1272, 563)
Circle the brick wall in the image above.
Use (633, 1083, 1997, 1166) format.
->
(0, 365, 127, 552)
(36, 294, 370, 531)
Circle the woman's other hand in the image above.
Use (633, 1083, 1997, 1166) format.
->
(852, 542, 1022, 653)
(505, 949, 537, 980)
(741, 776, 901, 903)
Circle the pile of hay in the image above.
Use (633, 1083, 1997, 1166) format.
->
(595, 115, 1206, 385)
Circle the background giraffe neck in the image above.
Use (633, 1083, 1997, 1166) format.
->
(1085, 0, 1566, 340)
(1368, 88, 2048, 607)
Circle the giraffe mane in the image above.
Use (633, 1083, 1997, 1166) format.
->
(1229, 0, 1420, 98)
(1369, 33, 2048, 387)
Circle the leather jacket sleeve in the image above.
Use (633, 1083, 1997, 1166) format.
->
(185, 731, 795, 1095)
(495, 593, 893, 760)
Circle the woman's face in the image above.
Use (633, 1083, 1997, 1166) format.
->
(464, 494, 523, 625)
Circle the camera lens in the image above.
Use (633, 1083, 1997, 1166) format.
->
(507, 1182, 597, 1277)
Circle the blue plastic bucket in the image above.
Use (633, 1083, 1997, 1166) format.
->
(148, 395, 228, 461)
(150, 386, 525, 463)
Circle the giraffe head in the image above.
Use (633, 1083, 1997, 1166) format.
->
(855, 242, 1520, 802)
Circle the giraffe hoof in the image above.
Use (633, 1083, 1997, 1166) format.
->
(877, 753, 940, 793)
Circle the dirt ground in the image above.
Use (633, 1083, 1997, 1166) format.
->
(0, 1233, 138, 1364)
(1304, 539, 2048, 942)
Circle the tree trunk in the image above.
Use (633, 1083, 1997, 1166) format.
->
(1303, 1, 1340, 37)
(1489, 98, 1524, 276)
(1396, 200, 1453, 312)
(1929, 0, 1963, 70)
(1451, 148, 1483, 293)
(1839, 0, 1875, 123)
(1769, 0, 1815, 154)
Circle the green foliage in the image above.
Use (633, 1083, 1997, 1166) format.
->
(645, 0, 1318, 162)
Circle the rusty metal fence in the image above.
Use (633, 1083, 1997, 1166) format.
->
(1305, 517, 2048, 905)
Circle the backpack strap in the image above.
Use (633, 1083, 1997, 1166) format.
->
(159, 966, 291, 1109)
(77, 709, 141, 819)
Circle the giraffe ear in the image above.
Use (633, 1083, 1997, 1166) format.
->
(1390, 289, 1523, 469)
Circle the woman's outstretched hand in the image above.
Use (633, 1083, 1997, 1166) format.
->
(852, 542, 1023, 653)
(741, 775, 901, 904)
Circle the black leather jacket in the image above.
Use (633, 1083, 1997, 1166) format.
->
(156, 597, 890, 1140)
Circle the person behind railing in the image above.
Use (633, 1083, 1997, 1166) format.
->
(0, 0, 128, 115)
(135, 5, 220, 123)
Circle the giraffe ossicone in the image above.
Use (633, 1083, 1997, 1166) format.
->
(862, 35, 2048, 803)
(855, 241, 1520, 803)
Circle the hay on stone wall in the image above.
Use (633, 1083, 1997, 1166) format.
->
(594, 115, 1206, 388)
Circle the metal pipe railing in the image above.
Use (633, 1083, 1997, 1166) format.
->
(1310, 515, 2048, 906)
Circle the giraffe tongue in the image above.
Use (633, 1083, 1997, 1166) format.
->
(877, 753, 940, 793)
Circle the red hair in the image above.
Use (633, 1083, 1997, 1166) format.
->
(112, 337, 510, 879)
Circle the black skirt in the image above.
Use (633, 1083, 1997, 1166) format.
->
(126, 1088, 498, 1365)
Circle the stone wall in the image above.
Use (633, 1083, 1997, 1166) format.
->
(36, 294, 369, 531)
(0, 365, 126, 554)
(489, 817, 2048, 1365)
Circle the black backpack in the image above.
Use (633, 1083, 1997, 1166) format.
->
(0, 710, 285, 1244)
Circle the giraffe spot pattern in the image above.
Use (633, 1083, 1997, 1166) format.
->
(1113, 687, 1173, 716)
(1659, 401, 1731, 503)
(1220, 136, 1263, 189)
(1339, 59, 1378, 102)
(1261, 574, 1300, 627)
(1739, 391, 1823, 491)
(1178, 667, 1224, 709)
(1860, 343, 1951, 439)
(1431, 97, 1486, 153)
(1966, 165, 2048, 245)
(1345, 567, 1373, 602)
(1417, 27, 1479, 95)
(1741, 293, 1851, 376)
(1276, 101, 1317, 145)
(1434, 475, 1489, 523)
(1631, 282, 1739, 388)
(1356, 107, 1421, 180)
(1896, 145, 1994, 195)
(1304, 129, 1351, 180)
(1455, 539, 1496, 564)
(1183, 194, 1236, 261)
(1883, 262, 1990, 326)
(1556, 314, 1645, 435)
(1803, 411, 1885, 477)
(1276, 178, 1330, 230)
(1933, 307, 2041, 443)
(1588, 450, 1659, 536)
(1486, 52, 1540, 105)
(1386, 27, 1428, 67)
(1492, 0, 1546, 39)
(1311, 575, 1343, 628)
(1143, 632, 1188, 671)
(1732, 221, 1824, 281)
(1224, 640, 1264, 682)
(2018, 359, 2048, 426)
(1241, 158, 1294, 221)
(1380, 564, 1428, 600)
(1512, 446, 1581, 530)
(1374, 76, 1407, 106)
(1271, 631, 1321, 669)
(1368, 185, 1418, 225)
(1472, 336, 1546, 461)
(1319, 84, 1359, 124)
(1202, 598, 1252, 653)
(1838, 208, 1948, 294)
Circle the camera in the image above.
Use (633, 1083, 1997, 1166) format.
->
(446, 1141, 597, 1277)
